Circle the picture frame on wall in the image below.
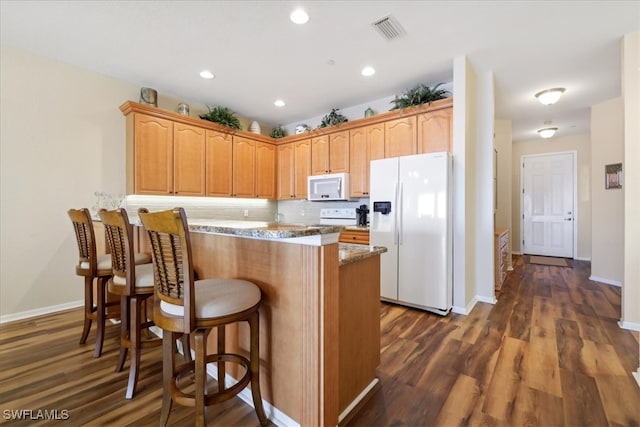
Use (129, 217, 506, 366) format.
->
(605, 163, 623, 189)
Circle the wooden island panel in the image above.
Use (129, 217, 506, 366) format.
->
(188, 232, 340, 426)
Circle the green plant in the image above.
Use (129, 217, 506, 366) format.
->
(318, 108, 348, 128)
(390, 82, 450, 110)
(199, 106, 242, 130)
(270, 124, 286, 139)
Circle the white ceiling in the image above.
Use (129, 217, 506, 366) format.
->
(1, 1, 638, 141)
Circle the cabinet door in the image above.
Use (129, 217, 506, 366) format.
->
(232, 136, 255, 197)
(134, 114, 173, 195)
(329, 130, 349, 173)
(173, 123, 205, 196)
(385, 116, 416, 158)
(418, 108, 452, 154)
(349, 128, 367, 197)
(294, 139, 312, 199)
(311, 135, 330, 175)
(369, 123, 385, 161)
(205, 130, 233, 197)
(277, 143, 295, 199)
(255, 141, 276, 199)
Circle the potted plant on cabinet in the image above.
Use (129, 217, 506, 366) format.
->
(390, 82, 450, 110)
(199, 106, 242, 130)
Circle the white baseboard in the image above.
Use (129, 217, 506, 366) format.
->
(618, 320, 640, 332)
(451, 297, 478, 315)
(589, 276, 622, 287)
(339, 378, 379, 423)
(633, 371, 640, 388)
(476, 295, 497, 305)
(0, 300, 83, 324)
(575, 256, 591, 261)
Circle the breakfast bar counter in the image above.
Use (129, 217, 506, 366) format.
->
(137, 219, 385, 427)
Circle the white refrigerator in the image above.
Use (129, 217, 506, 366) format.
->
(370, 152, 452, 315)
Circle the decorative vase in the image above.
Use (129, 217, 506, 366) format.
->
(139, 87, 157, 107)
(250, 121, 261, 134)
(364, 107, 374, 117)
(177, 103, 190, 116)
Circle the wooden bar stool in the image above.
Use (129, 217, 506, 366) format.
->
(68, 208, 120, 358)
(138, 207, 268, 427)
(98, 208, 161, 400)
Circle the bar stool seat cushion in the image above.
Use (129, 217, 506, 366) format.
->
(112, 263, 155, 288)
(160, 279, 261, 319)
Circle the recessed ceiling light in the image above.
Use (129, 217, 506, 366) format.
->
(290, 9, 309, 24)
(199, 70, 214, 79)
(361, 66, 376, 77)
(534, 88, 565, 105)
(274, 99, 285, 107)
(537, 127, 558, 138)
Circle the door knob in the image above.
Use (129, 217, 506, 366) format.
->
(564, 218, 572, 221)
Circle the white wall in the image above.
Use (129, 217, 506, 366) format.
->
(494, 120, 513, 267)
(590, 99, 624, 284)
(0, 46, 136, 317)
(510, 134, 592, 260)
(622, 32, 640, 332)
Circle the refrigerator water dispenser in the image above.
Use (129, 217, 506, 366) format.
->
(373, 201, 392, 215)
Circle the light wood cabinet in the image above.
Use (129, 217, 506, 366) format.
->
(294, 139, 311, 199)
(339, 229, 370, 245)
(255, 141, 276, 199)
(173, 122, 206, 196)
(418, 108, 453, 154)
(311, 131, 349, 175)
(205, 129, 233, 197)
(277, 139, 311, 199)
(232, 136, 256, 198)
(349, 123, 384, 197)
(495, 228, 509, 291)
(385, 116, 417, 158)
(277, 143, 295, 199)
(133, 114, 174, 195)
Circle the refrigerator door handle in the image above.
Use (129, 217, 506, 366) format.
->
(393, 181, 399, 245)
(398, 182, 403, 245)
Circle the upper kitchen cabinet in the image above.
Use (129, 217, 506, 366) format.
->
(349, 123, 384, 197)
(173, 122, 206, 196)
(205, 129, 233, 197)
(255, 141, 276, 199)
(277, 143, 294, 200)
(277, 139, 311, 200)
(132, 113, 173, 195)
(385, 116, 417, 158)
(311, 130, 349, 175)
(231, 136, 256, 198)
(417, 108, 453, 154)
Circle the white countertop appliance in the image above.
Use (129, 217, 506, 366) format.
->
(370, 152, 453, 315)
(319, 208, 357, 226)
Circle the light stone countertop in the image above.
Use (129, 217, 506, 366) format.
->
(338, 243, 387, 266)
(186, 219, 343, 240)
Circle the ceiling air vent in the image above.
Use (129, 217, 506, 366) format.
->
(372, 15, 405, 41)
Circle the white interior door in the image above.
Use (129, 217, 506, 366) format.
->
(522, 152, 575, 258)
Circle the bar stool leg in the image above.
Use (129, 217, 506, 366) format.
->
(116, 296, 129, 372)
(194, 330, 207, 427)
(125, 296, 142, 400)
(160, 331, 176, 427)
(93, 276, 108, 358)
(249, 310, 268, 425)
(80, 276, 94, 344)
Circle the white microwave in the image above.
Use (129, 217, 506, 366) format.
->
(307, 173, 350, 201)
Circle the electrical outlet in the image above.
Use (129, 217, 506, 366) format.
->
(243, 209, 249, 217)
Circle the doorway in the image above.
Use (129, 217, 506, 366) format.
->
(521, 152, 576, 258)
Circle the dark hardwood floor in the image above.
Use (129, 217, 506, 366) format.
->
(1, 256, 638, 426)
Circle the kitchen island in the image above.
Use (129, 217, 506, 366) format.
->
(139, 219, 386, 427)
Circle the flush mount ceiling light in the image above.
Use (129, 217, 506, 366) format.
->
(274, 99, 285, 107)
(199, 70, 214, 79)
(537, 127, 558, 138)
(361, 66, 376, 77)
(534, 88, 566, 105)
(290, 9, 309, 24)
